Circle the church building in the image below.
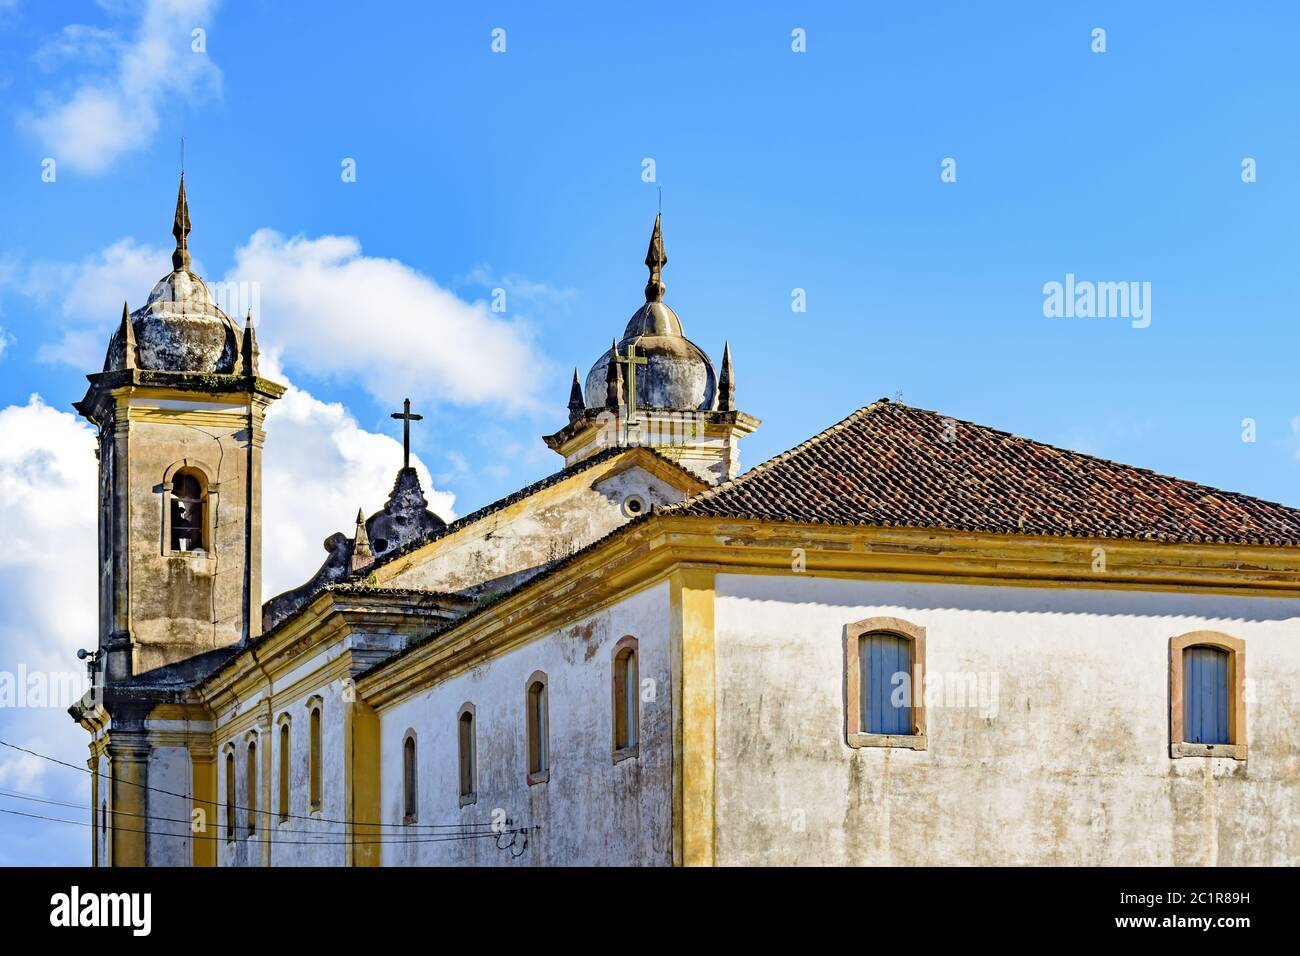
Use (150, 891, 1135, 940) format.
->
(70, 181, 1300, 866)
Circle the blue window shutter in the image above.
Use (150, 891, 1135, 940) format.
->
(1184, 646, 1230, 745)
(861, 633, 912, 735)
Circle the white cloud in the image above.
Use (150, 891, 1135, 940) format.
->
(13, 229, 552, 414)
(20, 0, 222, 174)
(259, 352, 455, 598)
(0, 373, 456, 861)
(228, 230, 549, 412)
(0, 395, 98, 864)
(21, 238, 173, 367)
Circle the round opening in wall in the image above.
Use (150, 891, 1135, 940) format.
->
(622, 495, 647, 518)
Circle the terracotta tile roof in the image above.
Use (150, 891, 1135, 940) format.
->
(665, 400, 1300, 547)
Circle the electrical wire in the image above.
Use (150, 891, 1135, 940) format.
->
(0, 738, 509, 832)
(0, 787, 515, 841)
(0, 806, 529, 847)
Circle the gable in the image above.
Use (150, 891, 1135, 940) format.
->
(373, 447, 704, 598)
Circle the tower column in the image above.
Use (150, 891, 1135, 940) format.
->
(106, 733, 150, 867)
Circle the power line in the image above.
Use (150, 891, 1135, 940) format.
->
(0, 806, 529, 848)
(0, 738, 508, 832)
(0, 788, 512, 841)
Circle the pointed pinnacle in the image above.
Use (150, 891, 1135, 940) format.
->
(351, 507, 374, 572)
(240, 311, 259, 376)
(567, 367, 585, 419)
(605, 339, 623, 408)
(119, 301, 136, 370)
(718, 341, 734, 411)
(172, 174, 192, 271)
(643, 214, 666, 302)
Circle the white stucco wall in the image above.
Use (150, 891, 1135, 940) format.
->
(376, 581, 673, 866)
(145, 744, 191, 866)
(214, 678, 350, 867)
(712, 573, 1300, 866)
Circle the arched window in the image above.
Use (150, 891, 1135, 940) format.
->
(525, 672, 549, 785)
(457, 704, 477, 805)
(277, 719, 291, 823)
(844, 617, 927, 750)
(169, 469, 206, 553)
(612, 637, 639, 758)
(1170, 632, 1246, 759)
(308, 702, 322, 812)
(224, 748, 235, 841)
(402, 732, 418, 824)
(246, 738, 258, 836)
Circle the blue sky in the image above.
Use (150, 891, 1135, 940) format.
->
(0, 1, 1297, 864)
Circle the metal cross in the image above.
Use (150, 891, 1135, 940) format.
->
(616, 341, 648, 425)
(390, 398, 423, 469)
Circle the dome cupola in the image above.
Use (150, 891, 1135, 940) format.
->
(103, 175, 241, 374)
(581, 215, 717, 412)
(546, 214, 760, 486)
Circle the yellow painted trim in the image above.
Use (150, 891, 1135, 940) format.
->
(107, 740, 149, 867)
(669, 568, 716, 867)
(191, 747, 217, 866)
(346, 698, 383, 866)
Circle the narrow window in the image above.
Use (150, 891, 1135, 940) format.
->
(458, 706, 477, 803)
(860, 632, 913, 735)
(224, 750, 235, 841)
(278, 721, 291, 822)
(246, 739, 258, 836)
(169, 470, 206, 553)
(526, 674, 549, 782)
(402, 733, 418, 824)
(613, 639, 639, 754)
(1169, 631, 1246, 759)
(100, 800, 106, 838)
(1184, 646, 1231, 745)
(309, 705, 322, 811)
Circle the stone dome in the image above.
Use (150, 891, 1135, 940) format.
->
(103, 175, 241, 374)
(580, 216, 718, 412)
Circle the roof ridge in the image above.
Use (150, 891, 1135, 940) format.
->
(897, 403, 1300, 514)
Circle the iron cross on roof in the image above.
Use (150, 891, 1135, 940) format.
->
(616, 340, 648, 425)
(390, 398, 423, 470)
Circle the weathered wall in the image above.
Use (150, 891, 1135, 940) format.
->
(385, 464, 686, 599)
(145, 744, 191, 866)
(376, 582, 673, 866)
(712, 573, 1300, 866)
(119, 398, 258, 675)
(214, 675, 350, 867)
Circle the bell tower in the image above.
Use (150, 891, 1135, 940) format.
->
(74, 176, 284, 683)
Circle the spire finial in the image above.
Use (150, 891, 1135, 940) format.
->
(643, 214, 666, 302)
(118, 301, 136, 370)
(172, 173, 192, 272)
(605, 339, 624, 409)
(351, 508, 374, 572)
(241, 311, 259, 376)
(568, 367, 585, 420)
(718, 340, 735, 411)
